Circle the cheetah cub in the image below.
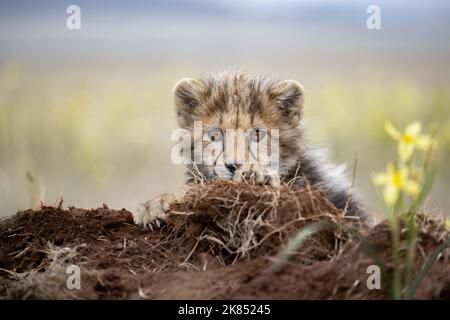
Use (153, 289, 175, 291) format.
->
(133, 72, 366, 229)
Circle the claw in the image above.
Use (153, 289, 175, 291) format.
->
(235, 165, 280, 187)
(133, 194, 173, 230)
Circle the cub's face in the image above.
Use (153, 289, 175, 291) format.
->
(173, 73, 304, 182)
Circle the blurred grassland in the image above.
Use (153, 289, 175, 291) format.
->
(0, 61, 449, 217)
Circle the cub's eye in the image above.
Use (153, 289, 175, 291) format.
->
(249, 128, 266, 142)
(206, 128, 223, 142)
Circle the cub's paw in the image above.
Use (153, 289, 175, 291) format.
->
(234, 164, 280, 187)
(133, 194, 174, 230)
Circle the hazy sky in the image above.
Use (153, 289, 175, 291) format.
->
(0, 0, 449, 66)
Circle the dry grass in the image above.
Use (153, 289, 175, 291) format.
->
(1, 180, 448, 299)
(166, 180, 363, 265)
(0, 242, 88, 299)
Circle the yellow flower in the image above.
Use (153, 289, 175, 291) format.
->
(373, 163, 421, 206)
(385, 121, 437, 161)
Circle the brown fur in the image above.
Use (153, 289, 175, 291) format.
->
(173, 71, 366, 219)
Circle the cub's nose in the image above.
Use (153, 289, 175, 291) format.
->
(225, 164, 241, 174)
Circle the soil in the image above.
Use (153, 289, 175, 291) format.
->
(0, 180, 449, 300)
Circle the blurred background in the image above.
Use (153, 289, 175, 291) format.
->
(1, 0, 449, 218)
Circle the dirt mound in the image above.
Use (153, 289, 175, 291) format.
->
(0, 180, 449, 299)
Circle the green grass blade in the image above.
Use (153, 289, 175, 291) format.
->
(405, 236, 450, 299)
(404, 213, 418, 289)
(269, 221, 334, 273)
(410, 166, 437, 212)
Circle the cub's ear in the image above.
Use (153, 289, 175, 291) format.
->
(271, 80, 304, 118)
(173, 78, 205, 110)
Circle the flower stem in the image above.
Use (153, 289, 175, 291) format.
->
(405, 212, 417, 290)
(390, 207, 402, 299)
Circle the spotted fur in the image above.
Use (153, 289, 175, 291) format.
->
(174, 71, 366, 219)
